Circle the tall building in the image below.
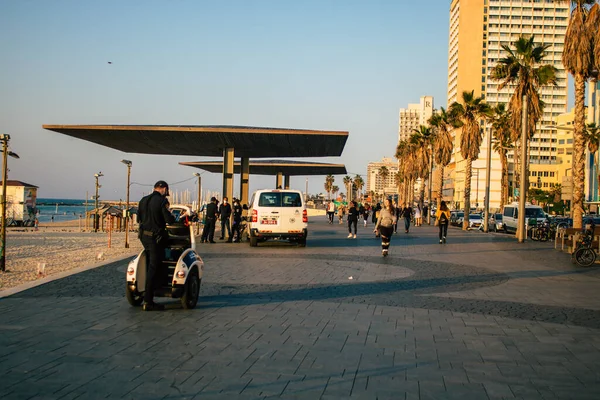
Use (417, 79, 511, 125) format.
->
(446, 0, 570, 210)
(398, 96, 434, 142)
(366, 157, 399, 196)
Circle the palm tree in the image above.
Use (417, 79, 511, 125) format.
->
(563, 1, 598, 228)
(428, 107, 455, 210)
(491, 35, 558, 205)
(332, 185, 339, 200)
(343, 175, 352, 202)
(449, 90, 491, 230)
(584, 122, 600, 196)
(394, 171, 403, 202)
(410, 126, 434, 210)
(324, 174, 335, 201)
(353, 175, 364, 202)
(378, 167, 389, 199)
(490, 104, 513, 210)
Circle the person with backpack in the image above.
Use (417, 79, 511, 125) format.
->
(374, 198, 397, 257)
(436, 200, 451, 244)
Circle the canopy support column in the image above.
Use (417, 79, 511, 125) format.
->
(222, 147, 234, 202)
(284, 175, 290, 189)
(240, 157, 250, 208)
(275, 172, 283, 189)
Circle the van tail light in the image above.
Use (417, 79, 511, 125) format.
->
(252, 209, 258, 223)
(302, 209, 308, 223)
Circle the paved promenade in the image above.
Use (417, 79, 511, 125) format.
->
(1, 218, 599, 399)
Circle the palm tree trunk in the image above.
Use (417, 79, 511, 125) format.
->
(513, 145, 520, 200)
(463, 159, 473, 230)
(501, 154, 509, 210)
(572, 73, 586, 229)
(437, 166, 444, 210)
(419, 178, 425, 210)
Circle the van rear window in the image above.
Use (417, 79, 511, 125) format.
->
(258, 192, 302, 207)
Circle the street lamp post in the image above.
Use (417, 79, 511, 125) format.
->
(194, 172, 202, 236)
(121, 160, 132, 248)
(94, 172, 104, 232)
(0, 134, 19, 272)
(517, 95, 528, 243)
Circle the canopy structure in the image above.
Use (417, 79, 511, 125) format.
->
(43, 124, 349, 206)
(180, 159, 347, 193)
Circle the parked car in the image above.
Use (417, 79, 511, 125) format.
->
(450, 211, 464, 226)
(468, 214, 483, 229)
(490, 213, 503, 232)
(501, 203, 546, 233)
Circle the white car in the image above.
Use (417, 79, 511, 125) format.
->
(247, 189, 308, 247)
(126, 205, 204, 309)
(468, 214, 483, 229)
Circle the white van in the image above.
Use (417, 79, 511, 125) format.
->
(247, 189, 308, 247)
(501, 203, 546, 233)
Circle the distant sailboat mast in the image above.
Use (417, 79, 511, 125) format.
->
(55, 203, 58, 214)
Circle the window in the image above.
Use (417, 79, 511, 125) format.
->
(258, 192, 302, 207)
(567, 139, 573, 144)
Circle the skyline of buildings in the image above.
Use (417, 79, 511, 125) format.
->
(445, 0, 570, 210)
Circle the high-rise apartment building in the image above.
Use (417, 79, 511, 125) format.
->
(366, 157, 399, 196)
(398, 96, 434, 142)
(446, 0, 569, 210)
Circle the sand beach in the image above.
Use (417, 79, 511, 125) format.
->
(0, 220, 142, 291)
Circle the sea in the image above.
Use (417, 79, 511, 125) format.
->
(36, 198, 90, 223)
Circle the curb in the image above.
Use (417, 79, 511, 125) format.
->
(0, 252, 139, 299)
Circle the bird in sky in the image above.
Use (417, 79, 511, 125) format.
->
(107, 61, 112, 64)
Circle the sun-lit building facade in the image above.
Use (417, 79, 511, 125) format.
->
(366, 157, 399, 197)
(446, 0, 570, 210)
(398, 96, 434, 142)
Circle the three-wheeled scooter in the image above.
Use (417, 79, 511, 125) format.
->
(126, 205, 204, 309)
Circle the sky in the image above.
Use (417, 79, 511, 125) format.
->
(1, 0, 452, 201)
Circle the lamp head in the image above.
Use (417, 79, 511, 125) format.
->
(94, 172, 104, 178)
(121, 160, 132, 166)
(194, 172, 201, 177)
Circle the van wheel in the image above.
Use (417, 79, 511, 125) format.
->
(126, 284, 143, 307)
(250, 235, 258, 247)
(298, 238, 306, 247)
(181, 270, 200, 309)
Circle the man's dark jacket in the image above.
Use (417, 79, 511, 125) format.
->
(138, 191, 175, 234)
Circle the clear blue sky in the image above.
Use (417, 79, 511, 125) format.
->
(1, 0, 451, 201)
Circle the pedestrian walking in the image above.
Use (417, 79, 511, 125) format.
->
(415, 204, 422, 227)
(374, 198, 397, 256)
(401, 203, 413, 233)
(337, 203, 345, 224)
(218, 197, 232, 241)
(436, 200, 451, 244)
(137, 180, 176, 311)
(201, 197, 218, 243)
(347, 201, 359, 238)
(363, 203, 370, 227)
(371, 202, 380, 224)
(326, 201, 336, 224)
(423, 204, 429, 225)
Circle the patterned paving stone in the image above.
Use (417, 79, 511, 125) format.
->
(1, 220, 599, 399)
